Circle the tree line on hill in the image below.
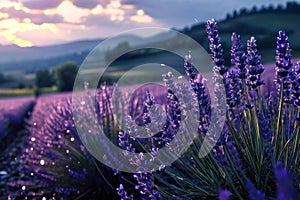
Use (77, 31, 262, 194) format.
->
(225, 1, 300, 20)
(35, 62, 78, 93)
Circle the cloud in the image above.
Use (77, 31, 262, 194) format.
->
(72, 0, 99, 9)
(44, 1, 90, 23)
(0, 7, 64, 25)
(21, 0, 62, 10)
(121, 0, 292, 28)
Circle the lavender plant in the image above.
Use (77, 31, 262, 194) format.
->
(152, 20, 299, 199)
(6, 19, 300, 200)
(9, 87, 124, 199)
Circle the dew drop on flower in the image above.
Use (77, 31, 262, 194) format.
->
(40, 159, 45, 166)
(70, 137, 75, 142)
(159, 165, 165, 171)
(21, 186, 26, 190)
(66, 149, 70, 154)
(31, 137, 36, 142)
(81, 101, 86, 105)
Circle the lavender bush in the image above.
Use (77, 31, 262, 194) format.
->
(6, 19, 299, 199)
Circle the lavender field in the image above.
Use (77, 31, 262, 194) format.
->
(0, 17, 299, 200)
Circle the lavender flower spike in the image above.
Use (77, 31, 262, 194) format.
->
(246, 37, 264, 90)
(231, 32, 247, 79)
(275, 162, 296, 200)
(206, 19, 228, 75)
(218, 189, 231, 200)
(290, 61, 300, 107)
(275, 31, 293, 78)
(246, 180, 265, 200)
(117, 184, 133, 200)
(275, 31, 293, 103)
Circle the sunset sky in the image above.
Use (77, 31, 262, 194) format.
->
(0, 0, 293, 47)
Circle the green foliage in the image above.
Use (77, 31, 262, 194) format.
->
(54, 62, 79, 92)
(35, 69, 54, 88)
(0, 72, 7, 84)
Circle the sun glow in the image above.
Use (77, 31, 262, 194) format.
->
(0, 18, 59, 47)
(130, 9, 153, 23)
(0, 0, 156, 46)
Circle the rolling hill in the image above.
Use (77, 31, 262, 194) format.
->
(0, 1, 300, 75)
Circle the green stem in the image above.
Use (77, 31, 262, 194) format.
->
(274, 81, 284, 159)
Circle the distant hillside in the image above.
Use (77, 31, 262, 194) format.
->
(1, 1, 300, 74)
(0, 39, 103, 72)
(106, 1, 300, 69)
(0, 34, 145, 73)
(182, 1, 300, 64)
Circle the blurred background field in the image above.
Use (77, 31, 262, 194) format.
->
(0, 1, 300, 96)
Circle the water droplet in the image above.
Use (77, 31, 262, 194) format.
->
(70, 137, 75, 142)
(159, 165, 165, 171)
(22, 186, 26, 190)
(40, 159, 45, 166)
(66, 149, 70, 154)
(81, 101, 86, 105)
(31, 137, 36, 142)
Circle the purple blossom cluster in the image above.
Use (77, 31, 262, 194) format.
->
(206, 19, 228, 76)
(275, 31, 293, 103)
(246, 37, 264, 90)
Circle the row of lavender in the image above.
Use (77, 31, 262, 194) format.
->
(6, 19, 300, 199)
(0, 97, 35, 140)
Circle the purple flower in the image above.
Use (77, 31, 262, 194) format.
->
(133, 172, 162, 199)
(117, 184, 133, 200)
(184, 54, 198, 80)
(275, 162, 296, 200)
(290, 61, 300, 106)
(257, 112, 273, 143)
(275, 31, 293, 103)
(246, 37, 264, 90)
(276, 31, 293, 78)
(246, 180, 265, 200)
(206, 19, 228, 75)
(231, 32, 247, 79)
(225, 67, 242, 110)
(218, 189, 231, 200)
(143, 90, 155, 125)
(184, 55, 210, 134)
(213, 131, 242, 172)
